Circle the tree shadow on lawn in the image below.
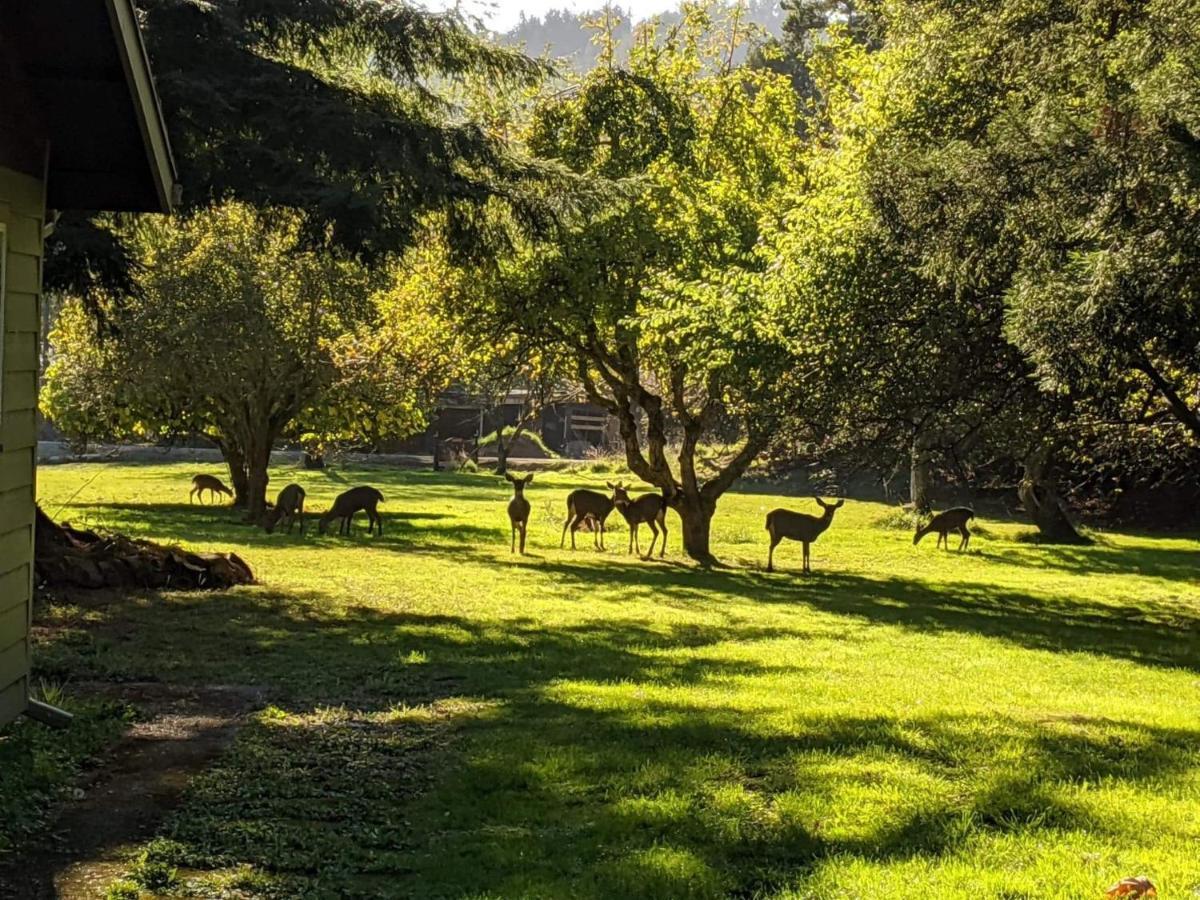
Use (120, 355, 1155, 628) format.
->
(83, 590, 1199, 897)
(64, 501, 498, 551)
(524, 558, 1200, 671)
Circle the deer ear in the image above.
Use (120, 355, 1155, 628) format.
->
(525, 474, 534, 485)
(606, 481, 615, 489)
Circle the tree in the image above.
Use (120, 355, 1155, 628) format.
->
(45, 0, 581, 308)
(42, 204, 465, 519)
(456, 6, 804, 563)
(869, 0, 1200, 449)
(758, 19, 1091, 539)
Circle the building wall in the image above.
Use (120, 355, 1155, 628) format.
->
(0, 166, 44, 726)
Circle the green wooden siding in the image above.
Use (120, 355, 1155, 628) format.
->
(0, 165, 44, 728)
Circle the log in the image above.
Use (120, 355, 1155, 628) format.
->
(34, 506, 254, 591)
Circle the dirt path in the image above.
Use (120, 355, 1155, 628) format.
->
(0, 683, 262, 900)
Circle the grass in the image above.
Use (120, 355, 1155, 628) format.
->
(25, 460, 1200, 898)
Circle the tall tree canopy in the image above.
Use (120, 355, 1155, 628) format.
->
(46, 0, 583, 301)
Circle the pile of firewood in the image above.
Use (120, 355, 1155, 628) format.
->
(34, 507, 254, 590)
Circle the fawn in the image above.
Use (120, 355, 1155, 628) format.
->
(264, 483, 306, 535)
(560, 489, 615, 550)
(318, 486, 384, 536)
(190, 474, 233, 505)
(914, 507, 975, 550)
(765, 497, 844, 573)
(610, 482, 668, 558)
(505, 473, 534, 554)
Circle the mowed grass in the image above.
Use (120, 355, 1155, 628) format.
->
(32, 461, 1200, 899)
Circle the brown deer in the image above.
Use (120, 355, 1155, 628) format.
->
(610, 482, 668, 559)
(766, 497, 844, 573)
(560, 489, 615, 550)
(914, 506, 975, 550)
(505, 473, 533, 554)
(190, 474, 233, 505)
(318, 486, 385, 536)
(264, 483, 306, 535)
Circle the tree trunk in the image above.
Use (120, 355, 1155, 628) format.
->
(676, 494, 717, 566)
(222, 442, 250, 508)
(494, 439, 509, 477)
(244, 439, 272, 522)
(1019, 446, 1090, 544)
(910, 431, 934, 513)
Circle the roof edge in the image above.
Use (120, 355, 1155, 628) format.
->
(103, 0, 179, 213)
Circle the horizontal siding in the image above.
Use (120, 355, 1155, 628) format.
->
(0, 637, 28, 692)
(0, 166, 44, 219)
(0, 484, 33, 528)
(0, 447, 32, 493)
(4, 290, 37, 334)
(0, 679, 25, 727)
(0, 564, 29, 614)
(0, 169, 40, 729)
(0, 526, 32, 565)
(0, 603, 25, 652)
(2, 370, 35, 413)
(0, 408, 36, 451)
(4, 331, 36, 372)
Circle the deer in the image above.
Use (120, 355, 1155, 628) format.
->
(560, 489, 615, 551)
(190, 474, 233, 505)
(610, 482, 669, 559)
(318, 486, 385, 536)
(765, 497, 845, 573)
(264, 483, 306, 535)
(505, 473, 534, 554)
(914, 506, 975, 551)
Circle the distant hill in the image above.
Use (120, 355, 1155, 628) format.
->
(500, 2, 785, 73)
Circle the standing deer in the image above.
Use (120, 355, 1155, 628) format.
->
(506, 473, 533, 554)
(560, 489, 615, 550)
(190, 474, 233, 505)
(765, 497, 845, 573)
(610, 482, 668, 559)
(318, 486, 385, 536)
(264, 483, 306, 535)
(914, 506, 975, 550)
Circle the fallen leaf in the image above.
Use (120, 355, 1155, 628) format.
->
(1105, 876, 1157, 898)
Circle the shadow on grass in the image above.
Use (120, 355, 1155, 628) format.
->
(42, 586, 1199, 897)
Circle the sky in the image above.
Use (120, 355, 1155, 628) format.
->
(427, 1, 680, 32)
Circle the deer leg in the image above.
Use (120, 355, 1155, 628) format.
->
(643, 521, 659, 559)
(376, 510, 383, 536)
(767, 534, 780, 572)
(803, 542, 811, 573)
(561, 515, 573, 549)
(519, 522, 527, 555)
(596, 520, 605, 551)
(658, 513, 667, 558)
(958, 526, 969, 551)
(511, 523, 516, 553)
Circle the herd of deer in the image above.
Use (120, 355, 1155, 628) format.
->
(190, 472, 976, 572)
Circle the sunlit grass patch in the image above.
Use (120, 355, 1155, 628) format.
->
(29, 461, 1200, 898)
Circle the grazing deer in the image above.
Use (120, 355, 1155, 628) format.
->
(506, 473, 534, 554)
(560, 489, 615, 550)
(318, 486, 385, 536)
(264, 483, 306, 535)
(610, 482, 668, 559)
(765, 497, 845, 573)
(914, 506, 975, 551)
(190, 474, 233, 505)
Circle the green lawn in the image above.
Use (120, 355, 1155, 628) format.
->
(28, 461, 1200, 898)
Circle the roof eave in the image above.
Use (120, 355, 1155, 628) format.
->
(104, 0, 179, 213)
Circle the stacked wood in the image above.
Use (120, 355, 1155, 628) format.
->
(34, 507, 254, 590)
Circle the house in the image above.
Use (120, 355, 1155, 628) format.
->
(0, 0, 177, 727)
